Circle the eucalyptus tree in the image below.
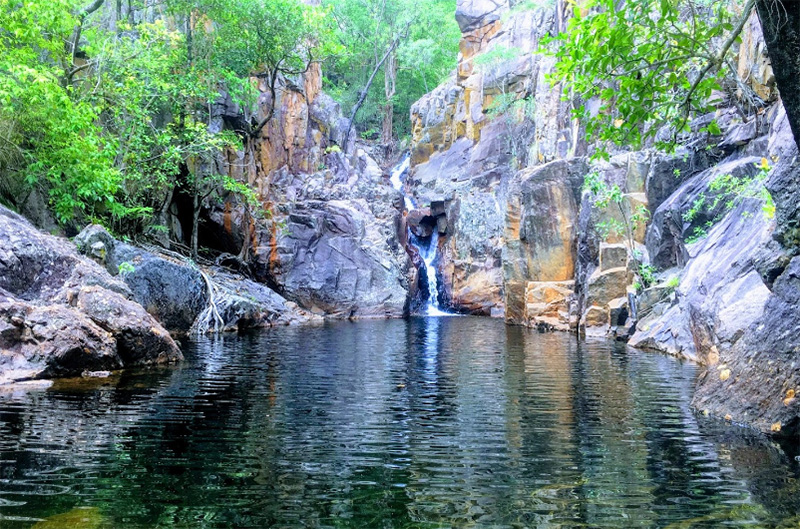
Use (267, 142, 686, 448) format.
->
(323, 0, 460, 148)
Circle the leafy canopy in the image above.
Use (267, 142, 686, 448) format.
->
(0, 0, 335, 231)
(543, 0, 747, 158)
(322, 0, 460, 138)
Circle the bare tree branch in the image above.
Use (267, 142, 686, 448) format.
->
(343, 21, 411, 152)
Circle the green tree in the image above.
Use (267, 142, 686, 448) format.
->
(543, 0, 758, 158)
(0, 0, 133, 224)
(0, 0, 336, 260)
(323, 0, 460, 147)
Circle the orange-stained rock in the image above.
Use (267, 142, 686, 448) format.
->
(523, 280, 574, 332)
(504, 160, 586, 323)
(586, 267, 629, 312)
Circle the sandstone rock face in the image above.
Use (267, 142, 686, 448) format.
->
(455, 0, 507, 33)
(504, 160, 584, 323)
(630, 191, 800, 435)
(200, 49, 412, 320)
(0, 207, 181, 382)
(405, 0, 797, 435)
(406, 3, 584, 317)
(523, 280, 574, 331)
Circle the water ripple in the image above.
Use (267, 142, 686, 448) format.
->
(0, 318, 798, 528)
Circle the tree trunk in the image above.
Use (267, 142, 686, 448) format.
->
(192, 186, 200, 261)
(756, 0, 800, 149)
(382, 50, 397, 145)
(65, 0, 106, 85)
(343, 23, 410, 152)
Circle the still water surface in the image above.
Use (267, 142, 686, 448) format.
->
(1, 317, 798, 528)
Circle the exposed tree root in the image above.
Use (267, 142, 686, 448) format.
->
(140, 243, 229, 335)
(190, 268, 226, 335)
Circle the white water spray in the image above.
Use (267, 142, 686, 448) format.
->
(389, 154, 451, 316)
(418, 230, 449, 316)
(389, 155, 415, 210)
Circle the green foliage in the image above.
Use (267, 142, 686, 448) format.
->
(639, 263, 657, 288)
(681, 158, 774, 243)
(118, 261, 135, 276)
(0, 0, 136, 224)
(583, 171, 650, 252)
(322, 0, 460, 138)
(0, 0, 333, 237)
(543, 0, 745, 158)
(665, 275, 680, 291)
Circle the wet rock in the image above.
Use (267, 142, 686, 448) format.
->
(0, 207, 179, 382)
(523, 280, 573, 331)
(0, 301, 121, 382)
(407, 207, 436, 238)
(693, 255, 800, 437)
(76, 286, 182, 365)
(108, 243, 208, 332)
(629, 196, 795, 433)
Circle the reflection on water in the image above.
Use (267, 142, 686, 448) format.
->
(0, 317, 798, 528)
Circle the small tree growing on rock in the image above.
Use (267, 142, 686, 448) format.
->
(583, 170, 652, 285)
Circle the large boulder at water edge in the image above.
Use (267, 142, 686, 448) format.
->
(76, 225, 320, 332)
(0, 206, 182, 383)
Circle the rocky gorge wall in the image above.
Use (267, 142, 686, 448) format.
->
(2, 0, 798, 438)
(190, 61, 412, 319)
(405, 0, 799, 436)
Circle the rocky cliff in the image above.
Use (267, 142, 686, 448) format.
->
(196, 66, 411, 319)
(406, 0, 799, 436)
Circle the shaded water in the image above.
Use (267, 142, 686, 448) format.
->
(1, 318, 798, 528)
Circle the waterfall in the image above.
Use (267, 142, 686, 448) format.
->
(389, 154, 451, 316)
(389, 154, 415, 210)
(417, 230, 449, 316)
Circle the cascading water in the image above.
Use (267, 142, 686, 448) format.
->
(389, 154, 451, 316)
(416, 230, 449, 316)
(389, 155, 415, 210)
